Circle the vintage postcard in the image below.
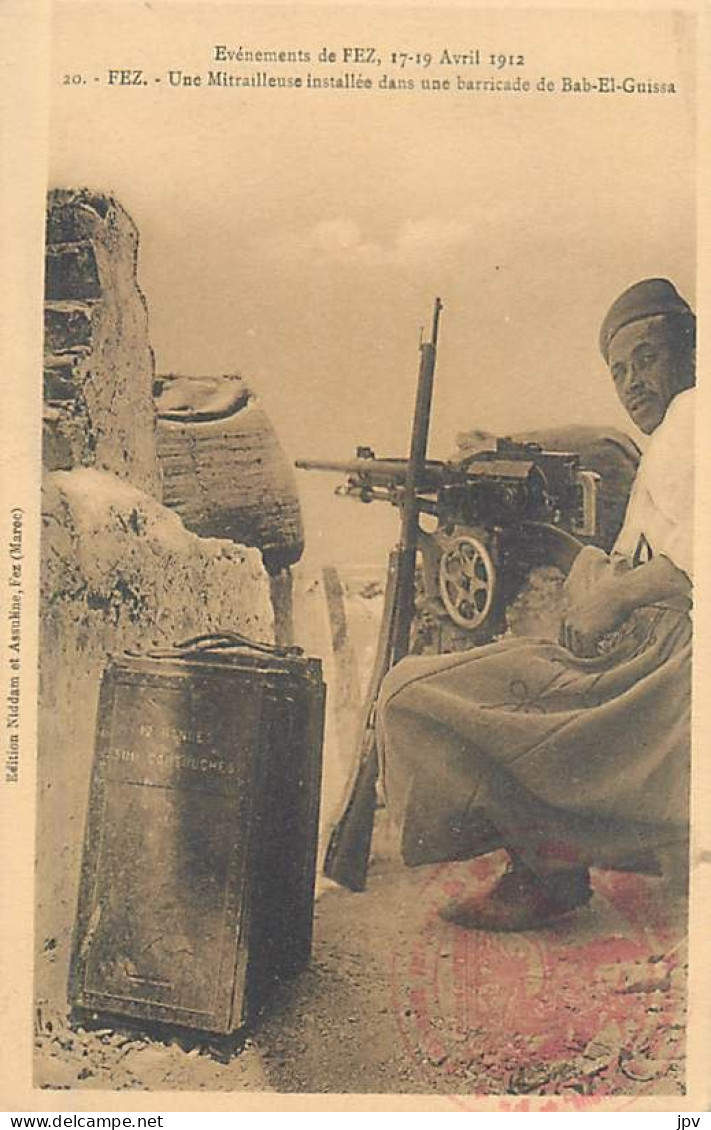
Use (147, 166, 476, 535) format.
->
(1, 0, 710, 1114)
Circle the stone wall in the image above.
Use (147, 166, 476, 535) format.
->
(43, 189, 160, 498)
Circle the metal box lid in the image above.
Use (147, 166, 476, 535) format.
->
(121, 631, 323, 679)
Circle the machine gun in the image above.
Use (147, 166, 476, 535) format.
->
(297, 441, 599, 647)
(296, 304, 599, 890)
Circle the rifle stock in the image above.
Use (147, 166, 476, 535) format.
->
(323, 300, 443, 890)
(323, 550, 399, 889)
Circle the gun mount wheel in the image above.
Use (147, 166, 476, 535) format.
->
(437, 533, 496, 631)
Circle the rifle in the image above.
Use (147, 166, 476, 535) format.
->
(316, 298, 443, 891)
(298, 308, 599, 891)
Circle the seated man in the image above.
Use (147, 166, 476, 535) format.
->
(376, 278, 694, 931)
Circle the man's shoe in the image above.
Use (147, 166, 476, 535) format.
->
(439, 861, 593, 932)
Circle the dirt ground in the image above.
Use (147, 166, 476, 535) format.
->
(34, 568, 688, 1103)
(35, 812, 687, 1101)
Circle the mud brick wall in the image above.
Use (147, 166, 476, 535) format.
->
(43, 189, 161, 498)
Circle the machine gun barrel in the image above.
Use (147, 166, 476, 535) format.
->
(294, 457, 448, 492)
(295, 457, 406, 476)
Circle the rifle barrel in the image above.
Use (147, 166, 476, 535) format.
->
(391, 297, 443, 662)
(319, 297, 444, 894)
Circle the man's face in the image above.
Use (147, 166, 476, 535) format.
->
(607, 316, 685, 435)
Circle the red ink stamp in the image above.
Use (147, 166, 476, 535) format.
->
(388, 853, 686, 1108)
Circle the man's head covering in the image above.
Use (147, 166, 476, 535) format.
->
(599, 278, 694, 363)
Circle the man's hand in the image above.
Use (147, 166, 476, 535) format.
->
(559, 551, 691, 657)
(559, 584, 628, 657)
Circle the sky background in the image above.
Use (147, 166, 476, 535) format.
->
(49, 2, 697, 565)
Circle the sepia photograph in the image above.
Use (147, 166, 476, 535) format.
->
(1, 0, 709, 1114)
